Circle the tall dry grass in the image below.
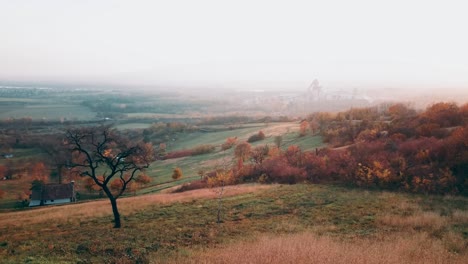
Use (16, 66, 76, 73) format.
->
(377, 199, 468, 231)
(0, 184, 272, 227)
(378, 211, 447, 231)
(172, 232, 467, 264)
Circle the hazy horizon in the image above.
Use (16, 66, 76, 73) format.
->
(1, 0, 467, 91)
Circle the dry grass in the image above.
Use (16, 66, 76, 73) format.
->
(172, 232, 467, 264)
(0, 184, 273, 227)
(0, 184, 466, 263)
(452, 209, 468, 223)
(259, 123, 299, 136)
(378, 211, 447, 231)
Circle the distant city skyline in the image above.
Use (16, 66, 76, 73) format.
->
(1, 0, 467, 91)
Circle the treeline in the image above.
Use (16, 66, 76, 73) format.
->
(196, 115, 294, 126)
(182, 102, 468, 195)
(81, 97, 206, 115)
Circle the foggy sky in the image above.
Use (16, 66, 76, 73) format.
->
(1, 0, 467, 90)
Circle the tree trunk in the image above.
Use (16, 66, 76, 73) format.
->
(109, 197, 121, 228)
(57, 165, 62, 184)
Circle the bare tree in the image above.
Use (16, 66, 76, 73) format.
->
(65, 125, 153, 228)
(207, 155, 236, 224)
(207, 170, 233, 224)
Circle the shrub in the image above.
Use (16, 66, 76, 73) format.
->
(164, 149, 193, 159)
(247, 131, 266, 143)
(299, 121, 309, 137)
(174, 179, 207, 192)
(191, 144, 216, 155)
(234, 142, 252, 165)
(261, 157, 306, 184)
(172, 167, 183, 180)
(221, 137, 237, 150)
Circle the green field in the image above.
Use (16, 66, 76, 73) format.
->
(141, 122, 324, 193)
(114, 122, 153, 130)
(0, 103, 96, 120)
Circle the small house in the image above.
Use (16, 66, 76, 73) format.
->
(3, 153, 13, 159)
(29, 182, 76, 207)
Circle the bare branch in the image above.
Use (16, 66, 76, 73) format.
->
(64, 125, 154, 228)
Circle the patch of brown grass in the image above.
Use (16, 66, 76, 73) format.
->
(0, 184, 273, 227)
(452, 210, 468, 223)
(378, 211, 447, 231)
(172, 232, 467, 264)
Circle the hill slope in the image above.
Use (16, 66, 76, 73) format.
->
(0, 184, 466, 263)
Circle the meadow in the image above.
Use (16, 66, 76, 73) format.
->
(141, 122, 323, 192)
(0, 116, 322, 208)
(0, 184, 466, 263)
(1, 88, 467, 263)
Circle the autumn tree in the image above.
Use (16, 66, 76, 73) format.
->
(30, 179, 45, 192)
(157, 143, 167, 158)
(284, 145, 304, 167)
(135, 173, 152, 186)
(221, 137, 237, 150)
(207, 170, 234, 224)
(250, 145, 269, 166)
(38, 135, 71, 183)
(172, 167, 183, 180)
(388, 103, 415, 120)
(309, 120, 319, 135)
(299, 120, 309, 137)
(423, 102, 461, 127)
(274, 135, 283, 148)
(30, 162, 49, 182)
(247, 130, 266, 143)
(0, 165, 8, 180)
(66, 125, 153, 228)
(234, 142, 251, 169)
(84, 176, 102, 193)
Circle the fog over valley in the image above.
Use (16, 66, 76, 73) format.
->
(1, 2, 467, 263)
(1, 0, 467, 96)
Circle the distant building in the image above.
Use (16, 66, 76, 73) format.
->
(2, 153, 13, 159)
(29, 182, 76, 207)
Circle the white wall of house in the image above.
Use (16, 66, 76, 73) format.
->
(43, 198, 71, 205)
(29, 198, 72, 207)
(29, 200, 41, 207)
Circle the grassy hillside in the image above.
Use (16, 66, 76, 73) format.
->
(142, 122, 324, 192)
(0, 184, 466, 263)
(0, 121, 323, 209)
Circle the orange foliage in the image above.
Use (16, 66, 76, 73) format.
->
(267, 146, 281, 157)
(135, 174, 152, 185)
(250, 145, 269, 165)
(207, 170, 235, 187)
(284, 145, 303, 166)
(30, 162, 48, 182)
(234, 142, 251, 167)
(110, 180, 124, 193)
(226, 102, 468, 195)
(0, 165, 7, 179)
(423, 102, 461, 127)
(299, 120, 309, 136)
(221, 137, 237, 150)
(172, 167, 183, 180)
(84, 177, 101, 192)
